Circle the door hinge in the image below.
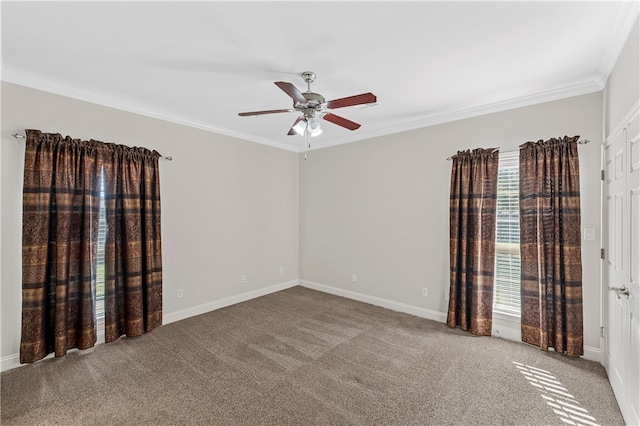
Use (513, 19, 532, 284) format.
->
(600, 326, 605, 338)
(601, 170, 605, 181)
(601, 248, 605, 259)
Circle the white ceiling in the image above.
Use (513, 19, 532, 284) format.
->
(2, 1, 638, 152)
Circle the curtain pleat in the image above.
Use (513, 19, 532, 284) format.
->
(102, 144, 163, 342)
(20, 130, 100, 363)
(20, 130, 163, 363)
(519, 135, 583, 356)
(447, 148, 499, 336)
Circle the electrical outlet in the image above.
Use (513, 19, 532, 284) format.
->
(583, 228, 595, 241)
(352, 274, 357, 283)
(280, 266, 284, 274)
(177, 289, 184, 298)
(421, 287, 428, 297)
(241, 274, 246, 283)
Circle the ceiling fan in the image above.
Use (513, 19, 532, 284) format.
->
(238, 71, 377, 138)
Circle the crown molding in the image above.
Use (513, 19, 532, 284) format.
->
(596, 1, 640, 86)
(0, 70, 604, 155)
(1, 4, 635, 155)
(310, 79, 604, 152)
(1, 69, 300, 153)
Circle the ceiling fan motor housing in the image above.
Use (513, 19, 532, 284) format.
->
(296, 92, 326, 117)
(238, 70, 374, 133)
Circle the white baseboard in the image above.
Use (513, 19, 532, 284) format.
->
(1, 323, 106, 373)
(162, 279, 299, 325)
(493, 327, 601, 362)
(300, 280, 602, 362)
(582, 345, 601, 362)
(299, 280, 447, 323)
(1, 279, 299, 372)
(1, 279, 602, 371)
(1, 353, 21, 372)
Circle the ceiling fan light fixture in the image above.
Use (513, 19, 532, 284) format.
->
(291, 119, 307, 135)
(237, 71, 375, 138)
(307, 117, 323, 137)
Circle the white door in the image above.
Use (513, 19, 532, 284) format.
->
(603, 106, 640, 426)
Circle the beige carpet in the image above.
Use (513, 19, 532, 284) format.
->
(1, 286, 624, 425)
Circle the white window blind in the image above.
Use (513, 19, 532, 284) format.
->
(96, 169, 106, 319)
(493, 151, 521, 315)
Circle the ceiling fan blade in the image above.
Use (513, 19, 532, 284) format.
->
(326, 92, 377, 109)
(322, 113, 361, 131)
(287, 117, 304, 135)
(238, 108, 294, 117)
(275, 81, 307, 104)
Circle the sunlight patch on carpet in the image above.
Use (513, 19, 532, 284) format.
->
(513, 361, 600, 426)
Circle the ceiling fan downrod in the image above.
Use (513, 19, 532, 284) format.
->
(301, 71, 316, 92)
(237, 70, 376, 137)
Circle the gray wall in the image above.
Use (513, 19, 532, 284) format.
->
(299, 92, 604, 356)
(604, 17, 639, 135)
(2, 16, 637, 368)
(0, 82, 300, 367)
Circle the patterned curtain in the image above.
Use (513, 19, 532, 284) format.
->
(20, 130, 101, 363)
(102, 144, 163, 342)
(447, 148, 499, 336)
(519, 135, 583, 356)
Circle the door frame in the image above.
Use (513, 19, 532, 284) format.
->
(601, 100, 640, 425)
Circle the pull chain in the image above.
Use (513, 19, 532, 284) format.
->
(304, 124, 310, 160)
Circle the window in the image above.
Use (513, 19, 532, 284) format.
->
(96, 168, 106, 319)
(20, 131, 163, 363)
(493, 151, 521, 315)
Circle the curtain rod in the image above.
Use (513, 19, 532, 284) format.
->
(11, 133, 173, 161)
(446, 139, 590, 161)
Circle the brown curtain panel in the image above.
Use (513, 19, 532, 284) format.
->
(519, 135, 583, 356)
(447, 148, 499, 336)
(20, 130, 101, 363)
(102, 144, 163, 342)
